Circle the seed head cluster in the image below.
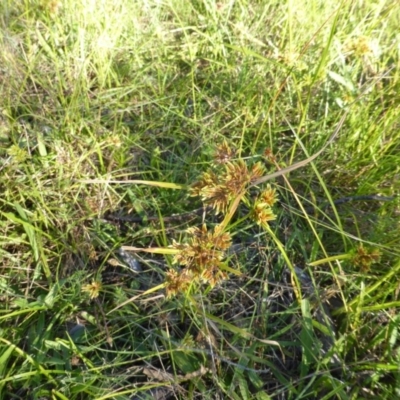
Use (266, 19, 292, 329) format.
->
(166, 224, 231, 297)
(352, 245, 381, 272)
(165, 141, 278, 297)
(252, 185, 278, 226)
(82, 280, 102, 299)
(190, 142, 267, 214)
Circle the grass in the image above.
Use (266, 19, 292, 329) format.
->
(0, 0, 399, 399)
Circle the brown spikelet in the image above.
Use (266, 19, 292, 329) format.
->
(199, 185, 231, 214)
(259, 185, 278, 206)
(214, 140, 235, 164)
(170, 224, 232, 290)
(165, 269, 193, 298)
(250, 162, 266, 182)
(352, 245, 381, 272)
(224, 160, 250, 195)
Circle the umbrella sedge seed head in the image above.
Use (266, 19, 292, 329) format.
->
(351, 245, 381, 272)
(224, 160, 250, 195)
(169, 224, 232, 292)
(165, 269, 193, 298)
(259, 185, 278, 206)
(252, 202, 276, 225)
(250, 162, 266, 182)
(82, 280, 102, 299)
(213, 140, 235, 165)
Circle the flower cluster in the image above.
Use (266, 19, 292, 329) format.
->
(213, 140, 235, 165)
(82, 280, 102, 299)
(190, 142, 266, 214)
(351, 245, 381, 272)
(165, 224, 232, 297)
(163, 141, 278, 297)
(251, 185, 278, 226)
